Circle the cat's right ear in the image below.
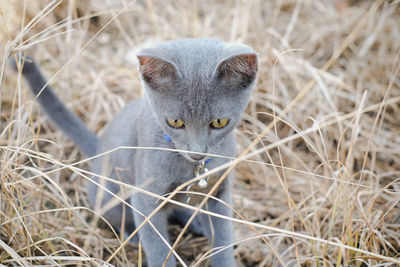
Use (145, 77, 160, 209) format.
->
(137, 55, 179, 90)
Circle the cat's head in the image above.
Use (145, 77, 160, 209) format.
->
(137, 38, 258, 162)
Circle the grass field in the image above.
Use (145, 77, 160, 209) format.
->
(1, 0, 400, 266)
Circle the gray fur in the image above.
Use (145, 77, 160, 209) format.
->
(14, 38, 258, 267)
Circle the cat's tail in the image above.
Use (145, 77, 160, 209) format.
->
(11, 56, 99, 157)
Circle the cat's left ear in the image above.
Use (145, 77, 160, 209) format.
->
(215, 49, 258, 90)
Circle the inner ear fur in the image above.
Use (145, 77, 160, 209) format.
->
(137, 55, 178, 85)
(216, 53, 258, 81)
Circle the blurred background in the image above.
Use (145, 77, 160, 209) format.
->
(1, 0, 400, 266)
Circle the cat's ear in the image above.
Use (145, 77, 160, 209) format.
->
(215, 53, 258, 89)
(137, 55, 179, 89)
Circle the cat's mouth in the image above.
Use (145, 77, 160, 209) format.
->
(186, 152, 207, 162)
(176, 143, 208, 162)
(179, 151, 208, 163)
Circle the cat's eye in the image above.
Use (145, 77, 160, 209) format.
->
(167, 118, 185, 129)
(210, 118, 229, 129)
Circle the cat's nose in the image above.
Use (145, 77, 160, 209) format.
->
(188, 153, 206, 161)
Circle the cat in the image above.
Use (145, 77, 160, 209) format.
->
(12, 38, 258, 267)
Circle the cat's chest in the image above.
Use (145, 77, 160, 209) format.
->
(134, 149, 227, 194)
(164, 158, 227, 204)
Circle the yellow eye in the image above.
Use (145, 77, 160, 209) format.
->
(167, 118, 185, 129)
(210, 118, 229, 129)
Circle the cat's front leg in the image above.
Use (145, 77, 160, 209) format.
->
(131, 194, 176, 267)
(202, 182, 236, 267)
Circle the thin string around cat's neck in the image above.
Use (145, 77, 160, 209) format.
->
(164, 132, 214, 204)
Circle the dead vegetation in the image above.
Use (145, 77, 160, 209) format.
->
(1, 0, 400, 266)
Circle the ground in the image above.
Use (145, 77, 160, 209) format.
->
(1, 0, 400, 266)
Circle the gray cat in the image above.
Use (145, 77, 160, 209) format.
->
(13, 38, 258, 267)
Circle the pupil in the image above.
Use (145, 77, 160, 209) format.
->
(174, 119, 178, 123)
(217, 119, 221, 124)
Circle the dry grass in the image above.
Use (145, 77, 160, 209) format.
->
(1, 0, 400, 266)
